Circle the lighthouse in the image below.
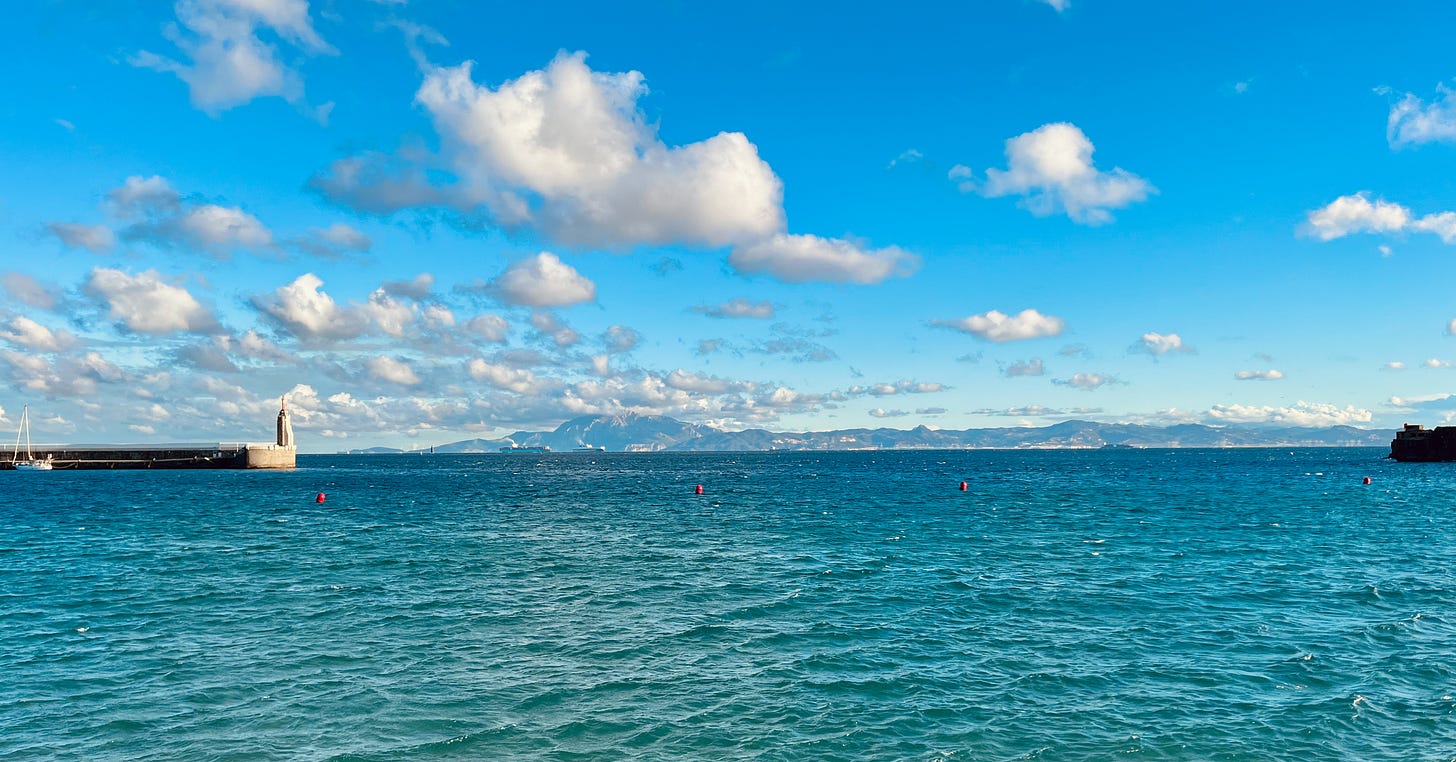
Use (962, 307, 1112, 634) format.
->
(276, 396, 294, 448)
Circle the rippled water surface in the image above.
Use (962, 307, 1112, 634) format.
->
(4, 449, 1456, 760)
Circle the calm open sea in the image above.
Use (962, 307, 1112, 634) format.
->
(3, 448, 1456, 760)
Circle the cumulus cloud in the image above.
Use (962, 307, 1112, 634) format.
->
(1425, 358, 1453, 369)
(728, 233, 918, 284)
(131, 0, 335, 116)
(847, 380, 945, 396)
(253, 273, 367, 342)
(468, 358, 549, 394)
(932, 308, 1066, 342)
(0, 316, 77, 352)
(488, 252, 596, 307)
(1133, 332, 1193, 356)
(1303, 193, 1412, 241)
(72, 176, 281, 258)
(295, 223, 371, 257)
(463, 314, 509, 343)
(47, 223, 115, 253)
(3, 350, 129, 399)
(401, 51, 784, 247)
(2, 273, 61, 309)
(869, 408, 909, 418)
(528, 311, 580, 348)
(665, 369, 743, 395)
(1053, 372, 1118, 391)
(381, 273, 435, 301)
(601, 325, 640, 353)
(1383, 361, 1406, 371)
(965, 122, 1153, 224)
(693, 298, 775, 319)
(83, 268, 221, 334)
(1301, 192, 1456, 246)
(1004, 358, 1045, 377)
(1388, 83, 1456, 148)
(1206, 401, 1372, 426)
(366, 355, 421, 386)
(1235, 369, 1284, 380)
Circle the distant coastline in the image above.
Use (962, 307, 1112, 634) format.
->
(338, 415, 1392, 455)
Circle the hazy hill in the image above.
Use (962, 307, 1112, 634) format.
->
(344, 416, 1393, 454)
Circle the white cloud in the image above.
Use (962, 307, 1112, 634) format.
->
(665, 369, 741, 394)
(974, 122, 1153, 224)
(361, 289, 416, 337)
(489, 252, 596, 307)
(108, 175, 181, 218)
(728, 234, 918, 284)
(1301, 194, 1456, 247)
(296, 223, 371, 257)
(0, 316, 77, 352)
(1383, 361, 1406, 371)
(131, 0, 335, 116)
(468, 358, 547, 394)
(254, 273, 367, 342)
(98, 176, 278, 257)
(932, 308, 1066, 342)
(1133, 332, 1193, 356)
(693, 298, 775, 319)
(366, 355, 421, 386)
(1004, 358, 1045, 377)
(1206, 401, 1372, 426)
(1388, 83, 1456, 148)
(1235, 369, 1284, 380)
(2, 273, 60, 309)
(869, 408, 909, 418)
(170, 204, 274, 253)
(83, 268, 220, 334)
(1425, 358, 1453, 369)
(1053, 372, 1118, 391)
(601, 325, 640, 353)
(463, 314, 509, 342)
(1303, 193, 1411, 241)
(47, 223, 115, 253)
(413, 52, 784, 248)
(1413, 212, 1456, 243)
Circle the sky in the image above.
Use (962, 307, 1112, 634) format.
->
(6, 0, 1456, 450)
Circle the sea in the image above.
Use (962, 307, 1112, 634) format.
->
(4, 448, 1456, 760)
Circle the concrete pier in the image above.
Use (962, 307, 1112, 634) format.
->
(6, 399, 298, 470)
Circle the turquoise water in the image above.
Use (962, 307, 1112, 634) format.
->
(4, 448, 1456, 760)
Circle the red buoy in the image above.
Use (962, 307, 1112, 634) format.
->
(1362, 477, 1372, 485)
(316, 492, 326, 503)
(695, 484, 704, 495)
(959, 481, 968, 491)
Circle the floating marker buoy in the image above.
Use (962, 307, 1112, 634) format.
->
(959, 481, 968, 491)
(316, 492, 326, 503)
(695, 484, 704, 495)
(1362, 477, 1372, 485)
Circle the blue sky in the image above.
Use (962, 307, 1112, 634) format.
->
(6, 0, 1456, 449)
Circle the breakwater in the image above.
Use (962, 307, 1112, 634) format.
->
(6, 443, 295, 470)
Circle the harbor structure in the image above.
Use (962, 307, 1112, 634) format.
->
(1389, 423, 1456, 462)
(5, 398, 297, 470)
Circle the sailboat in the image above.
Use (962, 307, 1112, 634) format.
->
(11, 406, 52, 471)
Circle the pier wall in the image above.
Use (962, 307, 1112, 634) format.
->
(9, 443, 295, 470)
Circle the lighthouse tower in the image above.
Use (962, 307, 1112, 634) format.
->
(276, 396, 295, 448)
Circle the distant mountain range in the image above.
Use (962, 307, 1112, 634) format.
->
(341, 413, 1395, 454)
